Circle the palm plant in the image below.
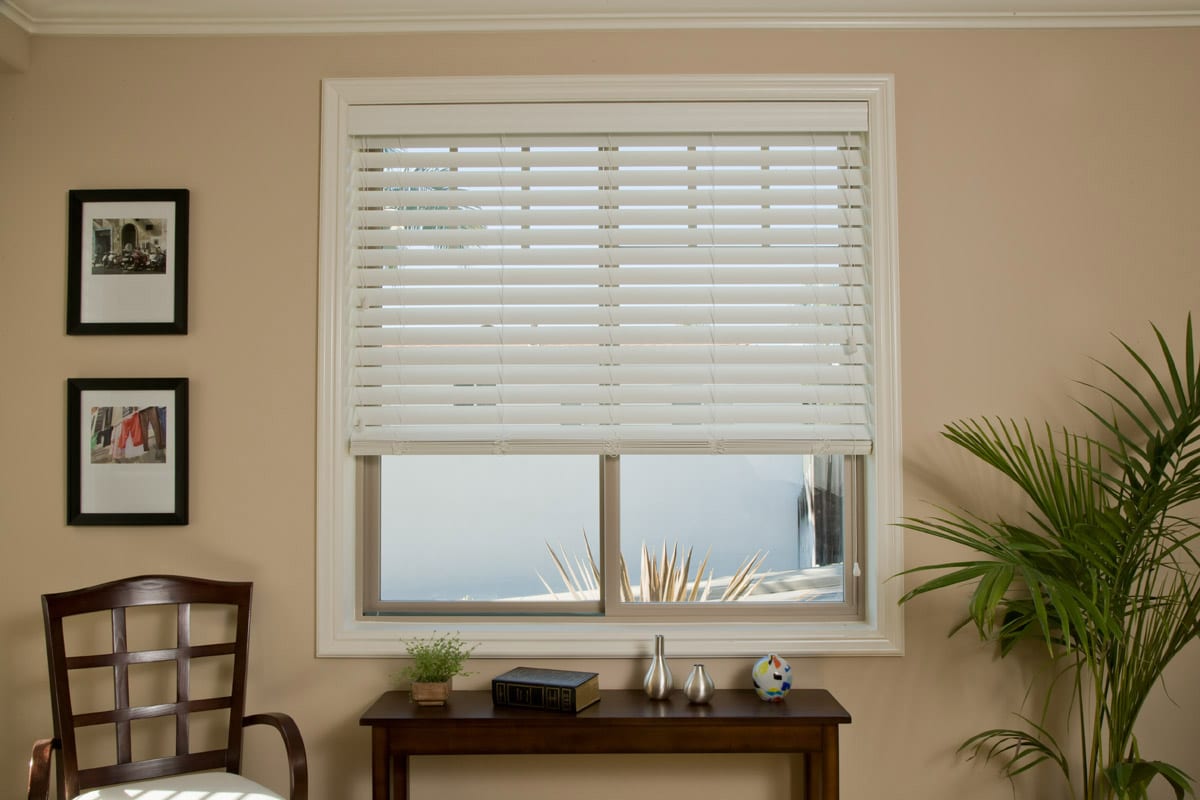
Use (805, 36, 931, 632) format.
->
(899, 318, 1200, 800)
(540, 533, 768, 602)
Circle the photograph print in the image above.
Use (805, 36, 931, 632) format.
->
(67, 378, 188, 526)
(67, 189, 189, 334)
(89, 217, 169, 275)
(89, 404, 168, 464)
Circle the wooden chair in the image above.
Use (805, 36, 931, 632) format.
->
(27, 575, 308, 800)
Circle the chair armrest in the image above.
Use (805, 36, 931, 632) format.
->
(27, 739, 56, 800)
(243, 713, 308, 800)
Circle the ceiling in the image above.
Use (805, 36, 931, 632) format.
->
(3, 0, 1200, 35)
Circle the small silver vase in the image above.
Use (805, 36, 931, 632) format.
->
(643, 634, 673, 699)
(683, 663, 715, 704)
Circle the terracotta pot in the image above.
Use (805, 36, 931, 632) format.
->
(410, 681, 451, 706)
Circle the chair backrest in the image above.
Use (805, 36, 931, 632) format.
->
(41, 575, 254, 800)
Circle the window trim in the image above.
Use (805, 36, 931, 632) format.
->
(317, 74, 903, 658)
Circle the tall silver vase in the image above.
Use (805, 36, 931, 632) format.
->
(643, 634, 673, 699)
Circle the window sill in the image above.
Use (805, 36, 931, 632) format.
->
(317, 598, 904, 658)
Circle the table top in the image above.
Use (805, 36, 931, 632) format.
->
(361, 688, 851, 726)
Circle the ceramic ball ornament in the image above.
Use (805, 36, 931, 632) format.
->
(751, 653, 792, 702)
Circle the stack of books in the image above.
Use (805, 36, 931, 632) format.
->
(491, 666, 601, 712)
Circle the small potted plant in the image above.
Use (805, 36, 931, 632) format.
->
(397, 631, 478, 706)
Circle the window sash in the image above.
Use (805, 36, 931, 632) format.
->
(360, 454, 864, 619)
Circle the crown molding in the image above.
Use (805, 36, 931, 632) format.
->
(0, 3, 32, 31)
(3, 1, 1199, 35)
(0, 9, 30, 71)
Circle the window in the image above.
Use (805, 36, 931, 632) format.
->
(318, 75, 902, 657)
(366, 454, 856, 612)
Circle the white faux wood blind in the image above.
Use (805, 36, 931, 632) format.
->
(347, 112, 873, 455)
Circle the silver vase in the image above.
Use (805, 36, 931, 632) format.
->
(683, 663, 715, 704)
(642, 634, 673, 699)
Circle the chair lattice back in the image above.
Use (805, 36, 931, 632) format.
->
(41, 575, 253, 800)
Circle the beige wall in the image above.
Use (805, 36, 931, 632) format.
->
(0, 15, 30, 72)
(1, 26, 1198, 800)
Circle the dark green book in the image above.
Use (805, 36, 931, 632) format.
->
(492, 667, 601, 712)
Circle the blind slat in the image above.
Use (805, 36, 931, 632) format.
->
(354, 323, 866, 349)
(352, 285, 865, 308)
(358, 167, 864, 191)
(360, 132, 866, 149)
(350, 428, 873, 456)
(354, 265, 865, 288)
(353, 383, 870, 406)
(354, 304, 868, 327)
(356, 404, 869, 427)
(354, 246, 866, 268)
(356, 207, 865, 228)
(355, 187, 866, 208)
(353, 363, 870, 386)
(357, 140, 864, 170)
(355, 227, 864, 248)
(351, 344, 865, 367)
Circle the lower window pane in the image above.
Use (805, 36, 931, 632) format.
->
(379, 455, 599, 603)
(619, 455, 845, 603)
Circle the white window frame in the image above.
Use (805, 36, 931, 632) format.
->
(316, 74, 903, 658)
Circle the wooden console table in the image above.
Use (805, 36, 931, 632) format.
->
(360, 689, 851, 800)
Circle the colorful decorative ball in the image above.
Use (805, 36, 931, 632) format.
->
(751, 653, 792, 702)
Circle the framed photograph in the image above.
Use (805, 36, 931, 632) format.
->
(67, 378, 189, 526)
(67, 189, 189, 335)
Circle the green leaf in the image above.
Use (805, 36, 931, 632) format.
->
(1105, 759, 1193, 800)
(958, 720, 1069, 783)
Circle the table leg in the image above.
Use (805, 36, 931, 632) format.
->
(391, 753, 409, 800)
(804, 751, 819, 800)
(371, 728, 389, 800)
(820, 725, 839, 800)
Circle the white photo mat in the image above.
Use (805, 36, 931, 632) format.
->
(78, 388, 177, 514)
(79, 201, 178, 324)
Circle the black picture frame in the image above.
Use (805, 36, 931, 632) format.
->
(67, 378, 189, 526)
(67, 189, 189, 335)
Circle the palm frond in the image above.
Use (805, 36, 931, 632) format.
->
(959, 718, 1070, 782)
(544, 534, 768, 603)
(1104, 758, 1193, 800)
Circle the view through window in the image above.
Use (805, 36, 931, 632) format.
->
(376, 454, 850, 608)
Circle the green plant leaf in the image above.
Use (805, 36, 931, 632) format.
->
(958, 719, 1069, 783)
(397, 631, 479, 684)
(1105, 758, 1193, 800)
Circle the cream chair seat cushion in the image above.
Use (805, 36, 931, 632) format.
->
(72, 771, 283, 800)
